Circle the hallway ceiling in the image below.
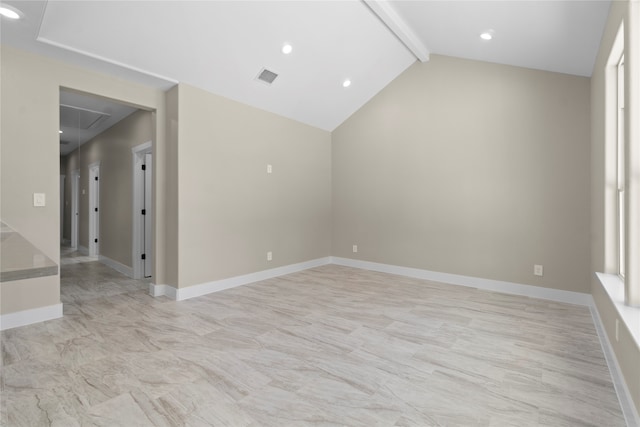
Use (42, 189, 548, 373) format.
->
(59, 90, 138, 156)
(1, 0, 611, 131)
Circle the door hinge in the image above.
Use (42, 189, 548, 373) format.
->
(141, 209, 146, 215)
(142, 164, 146, 171)
(95, 176, 99, 181)
(141, 254, 146, 260)
(95, 207, 98, 212)
(94, 238, 98, 243)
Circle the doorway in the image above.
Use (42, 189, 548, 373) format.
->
(59, 88, 154, 273)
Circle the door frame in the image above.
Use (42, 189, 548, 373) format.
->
(143, 153, 153, 278)
(132, 141, 153, 279)
(70, 169, 80, 249)
(88, 161, 100, 256)
(60, 174, 65, 244)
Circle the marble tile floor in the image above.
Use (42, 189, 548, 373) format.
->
(0, 262, 626, 426)
(60, 246, 99, 266)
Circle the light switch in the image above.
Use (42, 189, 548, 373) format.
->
(267, 164, 273, 174)
(33, 193, 46, 207)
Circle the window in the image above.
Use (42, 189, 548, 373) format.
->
(597, 0, 640, 365)
(616, 55, 625, 279)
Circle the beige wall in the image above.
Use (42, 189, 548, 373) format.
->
(591, 0, 640, 413)
(62, 110, 153, 267)
(0, 45, 167, 315)
(0, 276, 60, 315)
(175, 83, 332, 287)
(333, 55, 591, 293)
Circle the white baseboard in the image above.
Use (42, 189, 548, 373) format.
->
(152, 256, 592, 307)
(149, 283, 177, 299)
(331, 257, 593, 306)
(150, 257, 332, 301)
(99, 255, 134, 278)
(78, 245, 89, 255)
(0, 303, 63, 331)
(589, 300, 640, 427)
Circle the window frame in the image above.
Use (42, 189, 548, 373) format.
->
(616, 55, 625, 280)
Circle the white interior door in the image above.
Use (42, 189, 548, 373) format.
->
(89, 163, 100, 256)
(71, 170, 79, 249)
(143, 153, 152, 278)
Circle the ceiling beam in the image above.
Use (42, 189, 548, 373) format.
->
(363, 0, 430, 62)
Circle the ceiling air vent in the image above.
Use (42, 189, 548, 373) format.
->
(256, 68, 278, 85)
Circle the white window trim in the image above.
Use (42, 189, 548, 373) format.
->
(616, 55, 625, 280)
(596, 273, 640, 348)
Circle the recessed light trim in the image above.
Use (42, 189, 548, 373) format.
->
(0, 6, 21, 20)
(342, 79, 351, 88)
(480, 31, 493, 41)
(282, 44, 292, 55)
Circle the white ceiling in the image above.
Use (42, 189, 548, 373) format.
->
(1, 0, 611, 132)
(392, 1, 611, 77)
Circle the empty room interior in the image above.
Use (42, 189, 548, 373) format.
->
(1, 0, 639, 426)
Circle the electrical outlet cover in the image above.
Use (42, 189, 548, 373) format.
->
(534, 264, 543, 276)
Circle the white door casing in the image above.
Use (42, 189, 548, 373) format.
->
(132, 141, 152, 279)
(60, 175, 65, 244)
(88, 162, 100, 256)
(71, 170, 79, 249)
(144, 153, 152, 278)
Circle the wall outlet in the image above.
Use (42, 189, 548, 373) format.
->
(267, 251, 272, 261)
(352, 245, 358, 253)
(615, 319, 619, 342)
(534, 264, 543, 276)
(267, 164, 273, 174)
(33, 193, 46, 207)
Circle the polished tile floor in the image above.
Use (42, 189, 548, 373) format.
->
(0, 255, 625, 426)
(59, 246, 99, 266)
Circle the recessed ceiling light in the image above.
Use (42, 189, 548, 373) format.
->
(282, 44, 293, 55)
(0, 6, 21, 20)
(480, 31, 493, 41)
(343, 79, 351, 88)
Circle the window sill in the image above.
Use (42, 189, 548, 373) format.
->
(596, 272, 640, 349)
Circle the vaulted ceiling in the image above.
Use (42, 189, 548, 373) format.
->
(1, 0, 611, 131)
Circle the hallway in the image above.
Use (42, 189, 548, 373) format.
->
(60, 246, 148, 305)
